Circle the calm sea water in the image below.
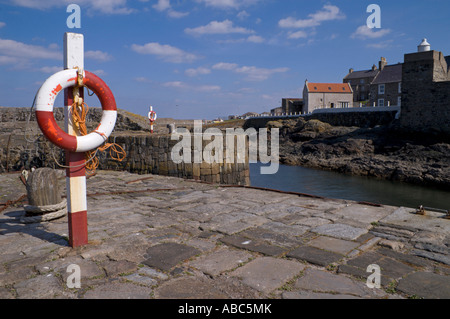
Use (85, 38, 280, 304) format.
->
(250, 163, 450, 210)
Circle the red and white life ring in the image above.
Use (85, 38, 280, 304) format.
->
(35, 69, 117, 153)
(148, 110, 157, 122)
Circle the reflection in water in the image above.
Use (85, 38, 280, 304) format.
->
(250, 163, 450, 210)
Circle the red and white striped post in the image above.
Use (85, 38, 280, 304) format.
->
(63, 32, 88, 248)
(148, 106, 157, 134)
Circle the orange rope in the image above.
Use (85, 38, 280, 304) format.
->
(70, 101, 126, 176)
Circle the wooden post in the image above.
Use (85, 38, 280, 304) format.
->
(64, 32, 88, 248)
(26, 168, 62, 207)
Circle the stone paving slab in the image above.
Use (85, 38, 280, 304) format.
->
(142, 243, 201, 272)
(380, 207, 450, 234)
(307, 236, 361, 255)
(291, 268, 389, 299)
(220, 234, 287, 256)
(230, 257, 305, 294)
(396, 272, 450, 299)
(187, 247, 253, 276)
(287, 246, 344, 267)
(332, 204, 396, 225)
(0, 170, 449, 300)
(312, 223, 368, 240)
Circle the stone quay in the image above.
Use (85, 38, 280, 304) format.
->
(0, 170, 449, 300)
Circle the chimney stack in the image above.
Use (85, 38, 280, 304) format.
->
(379, 57, 387, 70)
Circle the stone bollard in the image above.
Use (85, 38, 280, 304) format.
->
(167, 124, 176, 134)
(21, 167, 67, 223)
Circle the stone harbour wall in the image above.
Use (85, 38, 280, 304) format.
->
(0, 107, 250, 185)
(100, 134, 250, 185)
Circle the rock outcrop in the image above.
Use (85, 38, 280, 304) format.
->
(272, 118, 450, 189)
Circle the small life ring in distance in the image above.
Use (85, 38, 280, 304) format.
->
(35, 69, 117, 153)
(148, 111, 157, 122)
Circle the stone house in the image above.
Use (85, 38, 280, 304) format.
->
(343, 64, 380, 103)
(281, 98, 303, 114)
(302, 81, 353, 113)
(344, 57, 402, 107)
(270, 107, 282, 115)
(369, 62, 402, 107)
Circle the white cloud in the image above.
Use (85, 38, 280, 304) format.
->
(131, 42, 198, 63)
(153, 0, 170, 11)
(153, 0, 189, 18)
(237, 10, 250, 20)
(235, 65, 289, 81)
(351, 25, 391, 39)
(366, 40, 394, 49)
(287, 31, 308, 39)
(185, 67, 211, 77)
(135, 76, 152, 83)
(247, 35, 265, 43)
(185, 20, 254, 36)
(40, 66, 63, 73)
(10, 0, 134, 15)
(85, 50, 113, 62)
(216, 35, 265, 44)
(0, 55, 20, 65)
(91, 69, 106, 76)
(212, 62, 239, 70)
(196, 84, 221, 92)
(195, 0, 260, 9)
(163, 81, 220, 92)
(0, 38, 61, 60)
(279, 5, 345, 28)
(213, 62, 288, 81)
(167, 10, 189, 18)
(0, 22, 5, 28)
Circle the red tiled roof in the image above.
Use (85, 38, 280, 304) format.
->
(307, 83, 352, 93)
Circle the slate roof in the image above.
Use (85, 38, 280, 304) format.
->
(343, 69, 379, 80)
(371, 64, 402, 84)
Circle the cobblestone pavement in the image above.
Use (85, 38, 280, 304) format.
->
(0, 170, 449, 299)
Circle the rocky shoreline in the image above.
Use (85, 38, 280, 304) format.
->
(267, 118, 450, 190)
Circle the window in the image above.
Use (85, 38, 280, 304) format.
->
(378, 99, 385, 107)
(398, 96, 401, 106)
(378, 84, 385, 95)
(398, 82, 402, 93)
(360, 79, 365, 84)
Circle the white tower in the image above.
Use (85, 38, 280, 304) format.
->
(418, 38, 431, 52)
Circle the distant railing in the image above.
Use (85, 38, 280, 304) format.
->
(247, 105, 401, 120)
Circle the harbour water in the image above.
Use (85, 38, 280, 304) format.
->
(250, 163, 450, 210)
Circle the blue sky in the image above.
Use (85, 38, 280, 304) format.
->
(0, 0, 449, 120)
